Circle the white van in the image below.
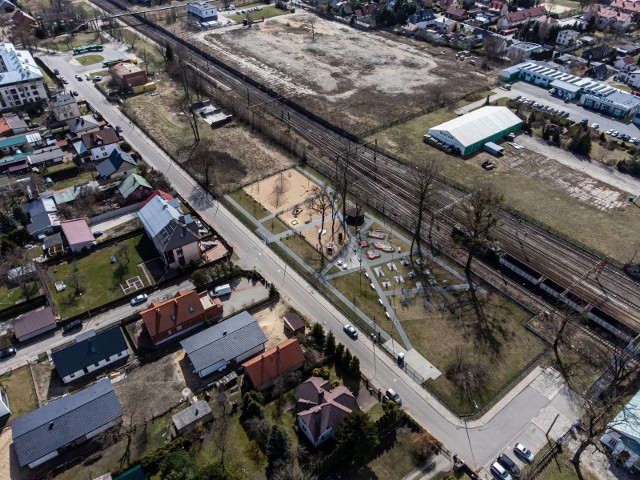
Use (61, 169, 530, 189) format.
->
(210, 284, 231, 297)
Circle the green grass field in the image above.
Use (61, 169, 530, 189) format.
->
(282, 235, 328, 272)
(0, 366, 39, 425)
(0, 283, 38, 311)
(75, 54, 104, 66)
(49, 234, 157, 318)
(41, 32, 102, 52)
(230, 4, 288, 23)
(230, 188, 269, 218)
(263, 216, 291, 235)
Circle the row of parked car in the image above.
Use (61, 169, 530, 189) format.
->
(515, 96, 570, 118)
(491, 443, 535, 479)
(605, 129, 639, 144)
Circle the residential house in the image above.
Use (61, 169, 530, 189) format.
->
(295, 377, 357, 447)
(49, 94, 80, 122)
(508, 42, 544, 61)
(60, 218, 94, 253)
(80, 127, 120, 161)
(66, 115, 101, 135)
(438, 0, 454, 8)
(0, 385, 9, 419)
(556, 29, 579, 46)
(11, 10, 37, 31)
(2, 152, 30, 174)
(96, 147, 137, 180)
(118, 173, 152, 202)
(13, 307, 56, 342)
(12, 378, 123, 469)
(582, 45, 612, 62)
(29, 146, 63, 168)
(618, 63, 640, 88)
(137, 194, 202, 269)
(173, 400, 213, 434)
(283, 312, 305, 336)
(187, 1, 218, 22)
(0, 42, 48, 112)
(535, 14, 558, 25)
(617, 44, 640, 56)
(600, 389, 640, 474)
(497, 6, 547, 30)
(43, 232, 64, 256)
(586, 63, 609, 80)
(2, 112, 27, 135)
(611, 0, 640, 19)
(587, 5, 633, 31)
(110, 62, 148, 92)
(181, 311, 267, 378)
(616, 55, 637, 71)
(433, 16, 457, 32)
(242, 338, 305, 391)
(142, 189, 174, 206)
(405, 8, 436, 29)
(445, 5, 468, 21)
(21, 197, 60, 239)
(487, 0, 507, 15)
(51, 327, 129, 384)
(140, 289, 223, 346)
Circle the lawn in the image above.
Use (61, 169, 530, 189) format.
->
(0, 283, 39, 311)
(48, 234, 157, 318)
(361, 428, 425, 480)
(75, 54, 104, 66)
(0, 366, 39, 426)
(519, 446, 599, 480)
(407, 289, 542, 414)
(131, 37, 166, 74)
(230, 188, 269, 219)
(41, 32, 102, 52)
(263, 216, 291, 235)
(52, 171, 96, 190)
(282, 235, 328, 273)
(230, 4, 288, 23)
(369, 111, 640, 263)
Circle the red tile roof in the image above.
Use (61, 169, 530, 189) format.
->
(140, 290, 205, 339)
(242, 339, 305, 389)
(598, 6, 632, 20)
(141, 190, 175, 208)
(611, 0, 640, 13)
(489, 0, 505, 11)
(503, 6, 547, 23)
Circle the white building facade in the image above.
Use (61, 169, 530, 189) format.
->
(187, 2, 218, 21)
(0, 43, 47, 112)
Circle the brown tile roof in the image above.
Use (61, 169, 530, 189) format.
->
(446, 5, 467, 17)
(503, 6, 546, 23)
(13, 307, 56, 339)
(81, 128, 120, 150)
(140, 290, 205, 338)
(242, 338, 305, 389)
(489, 0, 505, 11)
(283, 313, 305, 332)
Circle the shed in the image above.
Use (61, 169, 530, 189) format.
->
(283, 312, 305, 335)
(172, 400, 213, 434)
(60, 218, 94, 253)
(483, 142, 504, 156)
(13, 307, 56, 342)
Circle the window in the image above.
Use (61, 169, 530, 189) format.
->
(94, 363, 100, 367)
(171, 314, 177, 321)
(70, 373, 75, 378)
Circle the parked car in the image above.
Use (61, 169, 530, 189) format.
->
(606, 129, 614, 135)
(115, 125, 123, 133)
(85, 73, 91, 80)
(93, 230, 103, 238)
(497, 454, 521, 478)
(0, 346, 16, 360)
(53, 68, 60, 75)
(210, 284, 231, 297)
(75, 74, 82, 80)
(93, 75, 102, 82)
(514, 443, 535, 463)
(28, 122, 39, 129)
(71, 91, 79, 97)
(490, 462, 513, 480)
(343, 324, 358, 339)
(62, 319, 82, 334)
(384, 388, 402, 406)
(130, 293, 148, 306)
(591, 123, 599, 129)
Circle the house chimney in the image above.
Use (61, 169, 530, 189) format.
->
(49, 422, 54, 430)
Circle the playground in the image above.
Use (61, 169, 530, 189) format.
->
(243, 169, 318, 215)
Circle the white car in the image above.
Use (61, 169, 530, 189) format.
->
(591, 123, 599, 129)
(606, 129, 613, 135)
(343, 324, 358, 339)
(514, 443, 534, 463)
(490, 461, 513, 480)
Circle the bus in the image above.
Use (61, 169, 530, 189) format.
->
(72, 44, 104, 55)
(102, 57, 138, 67)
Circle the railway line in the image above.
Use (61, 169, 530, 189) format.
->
(90, 0, 640, 337)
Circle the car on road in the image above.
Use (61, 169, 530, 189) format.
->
(606, 129, 613, 135)
(514, 443, 534, 463)
(93, 75, 102, 82)
(71, 91, 79, 97)
(497, 453, 521, 478)
(490, 461, 513, 480)
(0, 346, 16, 360)
(75, 74, 82, 80)
(85, 73, 91, 80)
(115, 125, 123, 133)
(93, 230, 103, 238)
(53, 68, 60, 75)
(343, 324, 358, 339)
(384, 388, 402, 406)
(62, 319, 82, 334)
(591, 123, 599, 129)
(130, 293, 148, 306)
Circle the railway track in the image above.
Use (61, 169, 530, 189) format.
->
(89, 0, 640, 335)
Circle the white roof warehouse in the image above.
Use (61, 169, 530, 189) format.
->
(427, 107, 523, 156)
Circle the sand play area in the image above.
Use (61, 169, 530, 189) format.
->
(244, 169, 318, 214)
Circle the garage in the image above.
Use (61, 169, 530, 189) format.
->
(427, 106, 523, 156)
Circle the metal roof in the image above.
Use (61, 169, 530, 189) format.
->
(51, 326, 128, 378)
(12, 378, 122, 467)
(60, 218, 94, 247)
(550, 79, 581, 93)
(137, 194, 183, 240)
(172, 400, 212, 431)
(118, 173, 151, 199)
(181, 311, 267, 375)
(428, 107, 522, 149)
(611, 389, 640, 450)
(96, 148, 136, 178)
(13, 307, 56, 339)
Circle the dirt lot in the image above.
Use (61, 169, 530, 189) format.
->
(244, 168, 318, 214)
(126, 73, 295, 192)
(31, 360, 69, 404)
(252, 300, 289, 349)
(196, 12, 494, 132)
(113, 351, 188, 423)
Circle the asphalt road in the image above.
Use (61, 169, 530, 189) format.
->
(507, 81, 640, 138)
(38, 51, 582, 471)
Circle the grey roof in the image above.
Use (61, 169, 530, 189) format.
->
(96, 148, 136, 178)
(22, 197, 59, 236)
(52, 326, 128, 378)
(12, 378, 122, 468)
(48, 94, 75, 108)
(29, 146, 63, 165)
(0, 43, 43, 87)
(181, 311, 267, 374)
(13, 307, 56, 339)
(137, 195, 198, 253)
(66, 115, 100, 134)
(7, 262, 35, 281)
(43, 232, 63, 249)
(172, 400, 212, 431)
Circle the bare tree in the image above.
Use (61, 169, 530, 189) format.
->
(459, 184, 504, 291)
(333, 157, 350, 235)
(192, 142, 216, 195)
(271, 172, 288, 210)
(66, 258, 84, 296)
(1, 248, 37, 299)
(306, 17, 316, 40)
(309, 185, 333, 266)
(214, 389, 230, 470)
(122, 29, 139, 52)
(410, 158, 440, 264)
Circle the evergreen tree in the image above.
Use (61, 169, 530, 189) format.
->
(310, 322, 325, 349)
(342, 348, 353, 370)
(325, 330, 336, 355)
(266, 425, 291, 479)
(335, 411, 380, 464)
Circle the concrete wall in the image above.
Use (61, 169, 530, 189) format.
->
(88, 201, 143, 225)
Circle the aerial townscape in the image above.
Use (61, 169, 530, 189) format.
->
(2, 0, 640, 478)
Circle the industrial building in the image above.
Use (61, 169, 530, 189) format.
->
(499, 61, 640, 118)
(427, 106, 522, 156)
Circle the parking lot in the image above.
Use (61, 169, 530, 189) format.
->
(507, 81, 640, 139)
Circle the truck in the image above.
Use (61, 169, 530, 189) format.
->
(209, 284, 232, 297)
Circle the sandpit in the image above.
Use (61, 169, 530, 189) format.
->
(244, 168, 318, 214)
